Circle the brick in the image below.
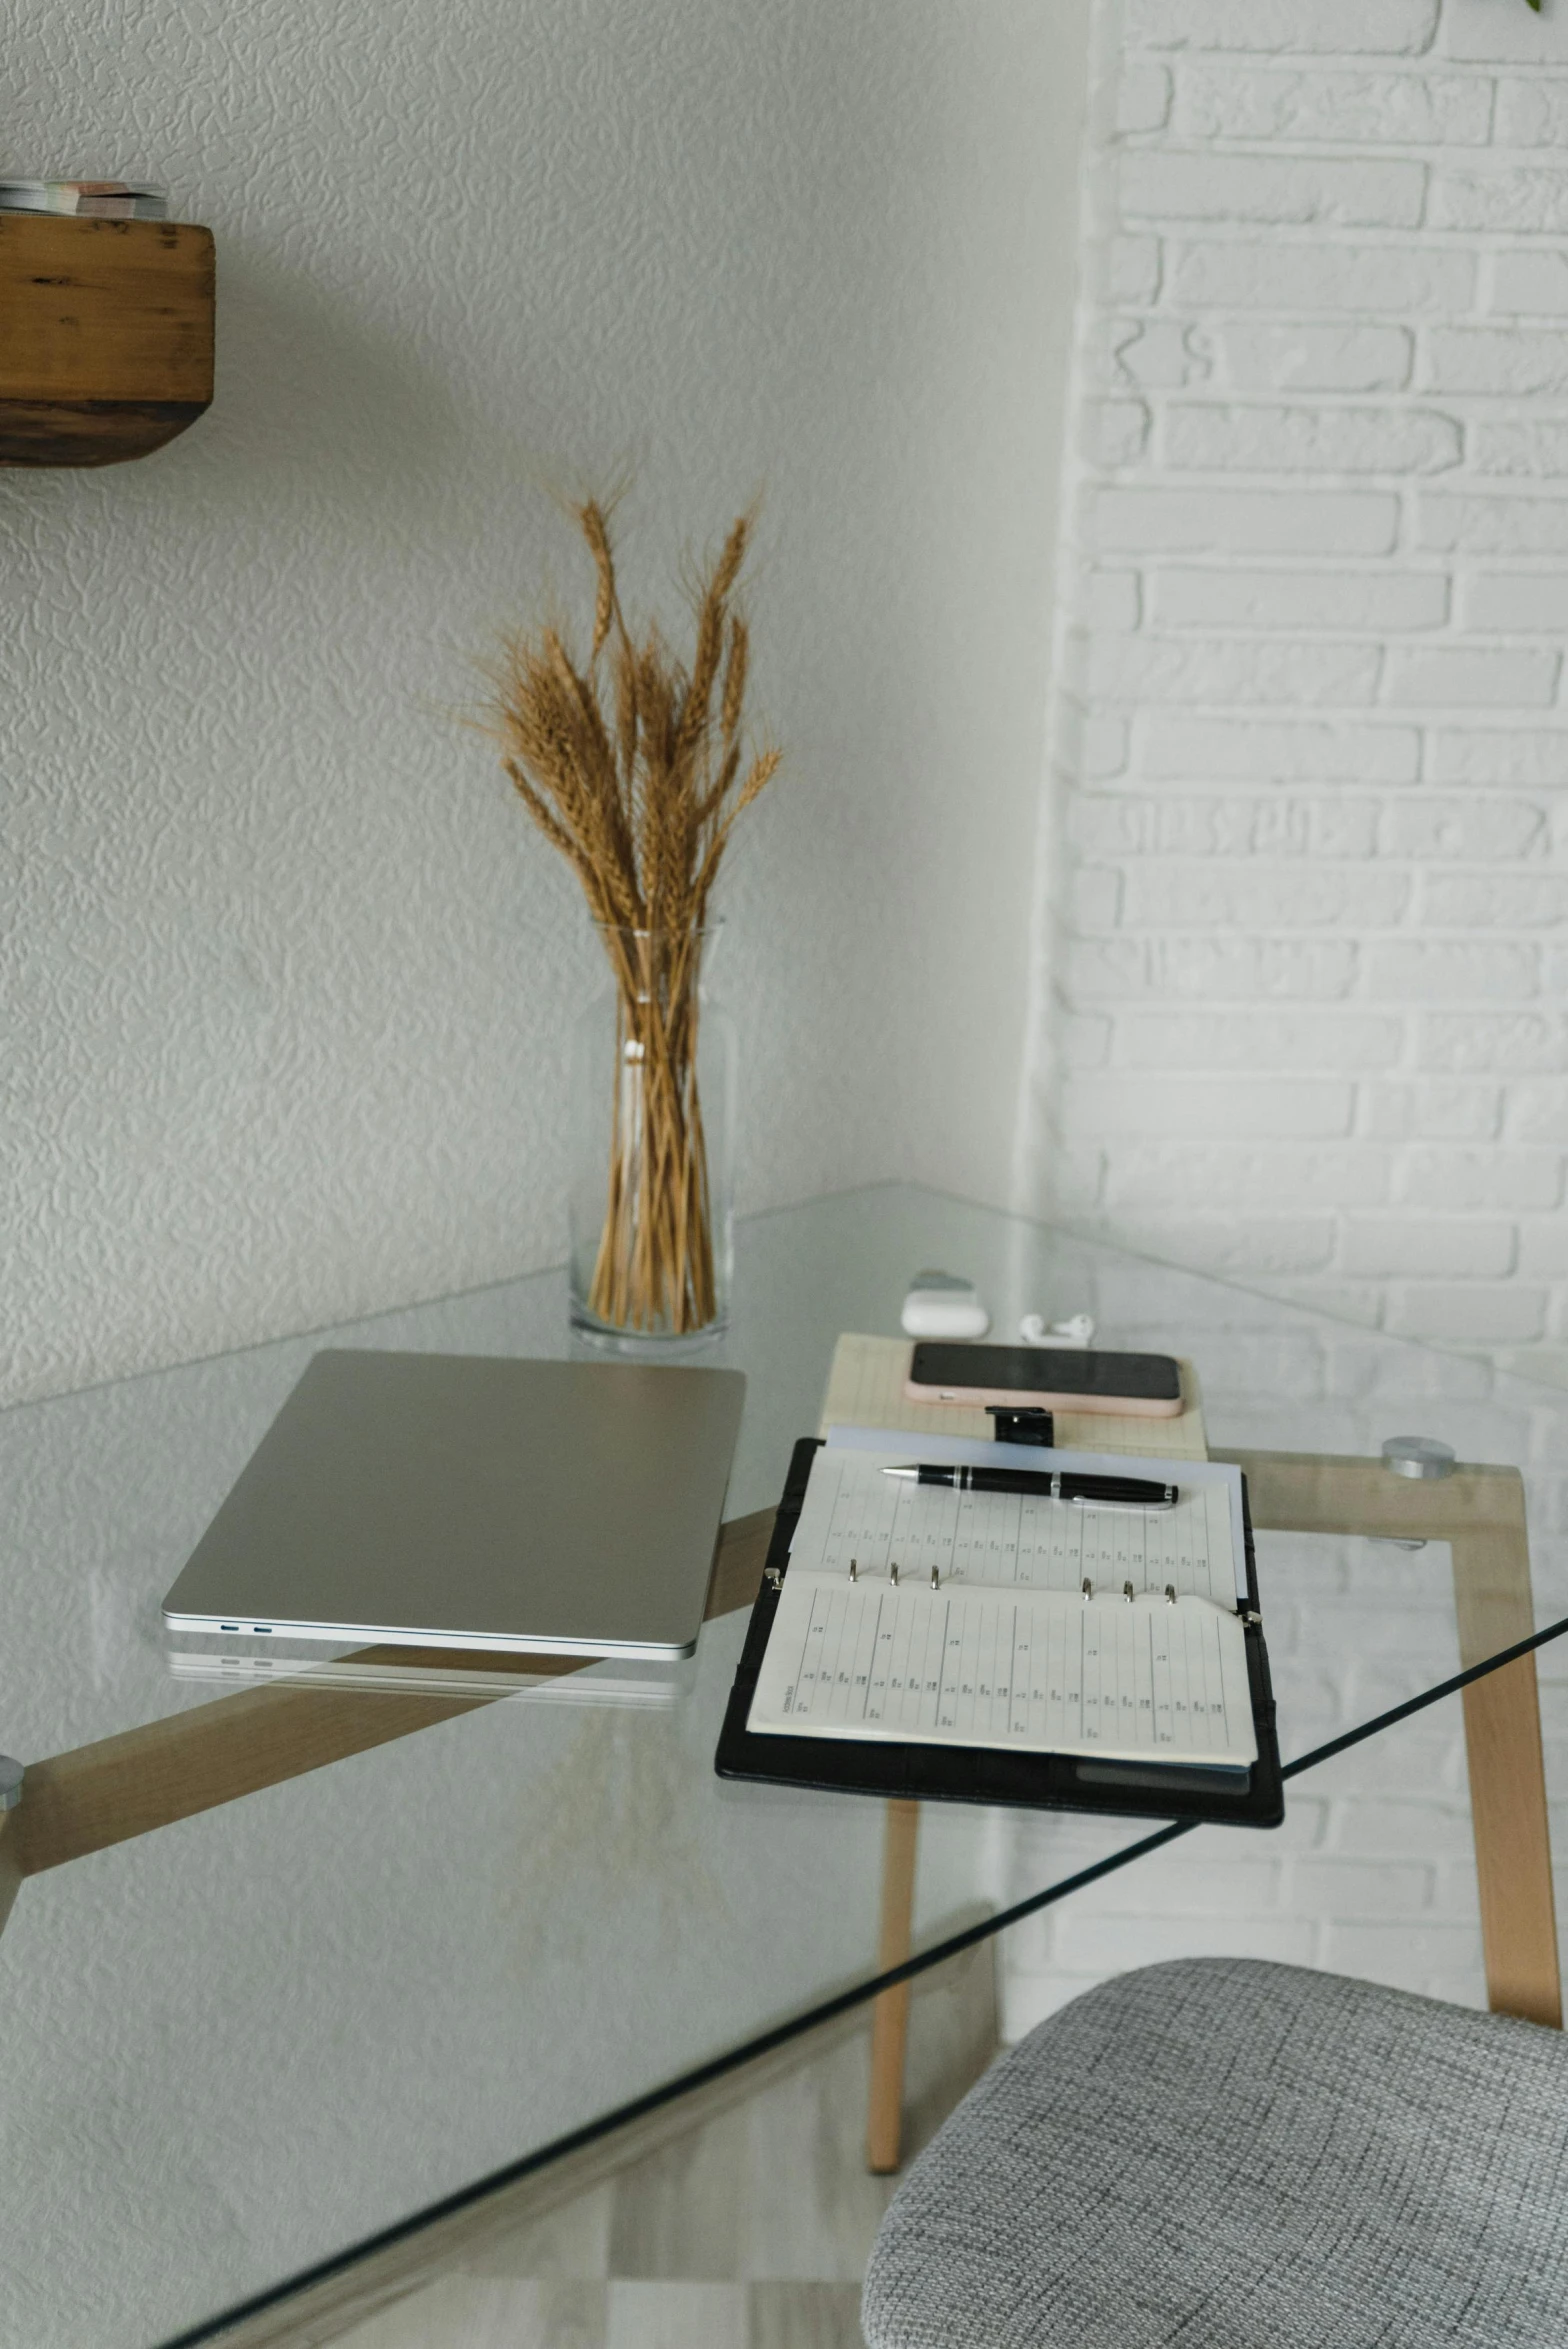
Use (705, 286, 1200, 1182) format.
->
(1490, 252, 1568, 318)
(1060, 1011, 1112, 1069)
(1331, 1800, 1474, 1857)
(1217, 323, 1414, 393)
(1106, 234, 1162, 306)
(1387, 1282, 1548, 1344)
(1081, 570, 1142, 632)
(1112, 1010, 1403, 1070)
(1380, 799, 1548, 860)
(1053, 1144, 1106, 1214)
(1292, 1858, 1436, 1914)
(1343, 1538, 1484, 1597)
(1127, 0, 1439, 53)
(1071, 865, 1122, 931)
(1169, 238, 1474, 315)
(1082, 714, 1131, 779)
(1506, 1081, 1568, 1144)
(1067, 934, 1360, 1000)
(1173, 65, 1490, 144)
(1056, 695, 1115, 779)
(1119, 861, 1408, 928)
(1421, 873, 1568, 927)
(1396, 1146, 1563, 1211)
(1088, 635, 1383, 705)
(1154, 566, 1445, 631)
(1053, 1913, 1319, 1972)
(1494, 79, 1568, 148)
(1520, 1218, 1568, 1276)
(1323, 1922, 1482, 1980)
(1471, 422, 1568, 480)
(1061, 1074, 1355, 1140)
(1364, 940, 1539, 1001)
(1110, 319, 1215, 389)
(1340, 1218, 1515, 1278)
(1319, 1604, 1461, 1659)
(1084, 1850, 1286, 1918)
(1122, 152, 1426, 230)
(1418, 1013, 1568, 1074)
(1433, 168, 1568, 235)
(1429, 729, 1568, 784)
(1325, 1335, 1493, 1401)
(1105, 1144, 1393, 1212)
(1363, 1082, 1503, 1141)
(1089, 398, 1151, 466)
(1417, 1972, 1489, 2010)
(1427, 328, 1568, 396)
(1420, 496, 1568, 555)
(1163, 402, 1459, 475)
(1138, 717, 1420, 781)
(1093, 486, 1399, 555)
(1463, 571, 1568, 631)
(1383, 645, 1561, 707)
(1341, 1660, 1472, 1717)
(1067, 798, 1161, 856)
(1441, 6, 1568, 61)
(1070, 794, 1382, 858)
(1118, 62, 1172, 132)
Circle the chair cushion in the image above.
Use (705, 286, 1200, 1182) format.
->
(862, 1957, 1568, 2349)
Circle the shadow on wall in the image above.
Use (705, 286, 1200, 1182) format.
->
(196, 244, 465, 524)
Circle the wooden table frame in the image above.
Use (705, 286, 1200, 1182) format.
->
(0, 1510, 779, 1933)
(863, 1446, 1563, 2171)
(2, 1451, 1558, 2182)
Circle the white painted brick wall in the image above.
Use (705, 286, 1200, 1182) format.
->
(1033, 0, 1568, 1364)
(995, 1289, 1568, 2046)
(1007, 0, 1568, 2039)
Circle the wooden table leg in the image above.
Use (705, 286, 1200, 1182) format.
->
(0, 1822, 20, 1939)
(867, 1797, 920, 2174)
(0, 1507, 781, 1926)
(1450, 1522, 1561, 2029)
(1218, 1450, 1561, 2031)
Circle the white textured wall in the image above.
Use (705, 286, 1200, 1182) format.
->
(1030, 0, 1568, 1366)
(1, 0, 1090, 1408)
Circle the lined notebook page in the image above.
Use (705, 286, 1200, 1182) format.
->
(747, 1446, 1256, 1768)
(818, 1334, 1210, 1462)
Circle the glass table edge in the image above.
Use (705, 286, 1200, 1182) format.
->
(146, 1597, 1568, 2349)
(11, 1176, 1568, 1429)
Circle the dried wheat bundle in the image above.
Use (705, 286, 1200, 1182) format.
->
(478, 499, 778, 1333)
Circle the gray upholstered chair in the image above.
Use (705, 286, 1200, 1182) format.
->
(862, 1957, 1568, 2349)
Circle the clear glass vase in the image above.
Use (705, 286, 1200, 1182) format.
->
(568, 924, 736, 1346)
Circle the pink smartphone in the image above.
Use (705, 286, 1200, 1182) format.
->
(905, 1343, 1184, 1418)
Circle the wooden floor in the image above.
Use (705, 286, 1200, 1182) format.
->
(326, 1945, 997, 2349)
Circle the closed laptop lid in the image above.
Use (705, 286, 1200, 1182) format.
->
(161, 1351, 747, 1659)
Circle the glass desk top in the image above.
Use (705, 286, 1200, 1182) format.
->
(4, 1183, 1567, 2349)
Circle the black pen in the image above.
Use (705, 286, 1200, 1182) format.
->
(882, 1463, 1177, 1510)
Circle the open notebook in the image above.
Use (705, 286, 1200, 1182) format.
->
(745, 1439, 1257, 1772)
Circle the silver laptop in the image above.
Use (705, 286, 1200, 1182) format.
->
(161, 1350, 746, 1660)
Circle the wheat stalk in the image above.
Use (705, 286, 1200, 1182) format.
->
(476, 499, 777, 1333)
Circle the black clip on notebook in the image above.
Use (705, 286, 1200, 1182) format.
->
(715, 1437, 1284, 1828)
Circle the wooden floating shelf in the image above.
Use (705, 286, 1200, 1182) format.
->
(0, 212, 214, 467)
